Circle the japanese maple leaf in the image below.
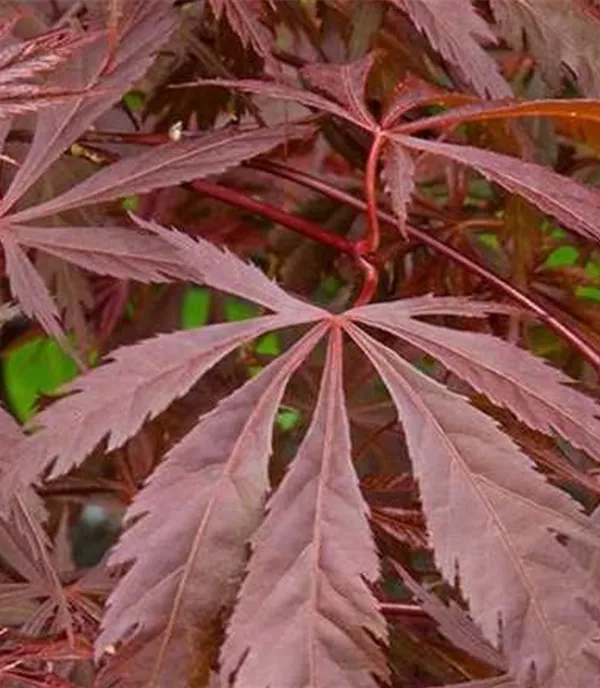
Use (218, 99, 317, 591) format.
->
(207, 0, 279, 72)
(5, 221, 600, 687)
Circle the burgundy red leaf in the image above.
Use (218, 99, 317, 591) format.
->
(9, 124, 311, 223)
(386, 0, 512, 98)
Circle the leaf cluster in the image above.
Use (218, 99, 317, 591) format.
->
(1, 2, 600, 688)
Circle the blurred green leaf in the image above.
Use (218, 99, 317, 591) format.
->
(247, 364, 264, 378)
(181, 287, 211, 329)
(478, 232, 500, 250)
(584, 260, 600, 278)
(224, 297, 259, 322)
(123, 90, 145, 111)
(3, 338, 79, 422)
(546, 245, 579, 267)
(575, 286, 600, 301)
(255, 332, 280, 356)
(121, 195, 140, 212)
(276, 406, 301, 431)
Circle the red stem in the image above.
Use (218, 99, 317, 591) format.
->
(354, 257, 378, 307)
(363, 130, 386, 255)
(188, 179, 358, 258)
(249, 159, 600, 370)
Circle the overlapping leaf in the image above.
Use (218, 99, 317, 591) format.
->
(1, 115, 310, 335)
(0, 492, 71, 638)
(1, 233, 63, 340)
(193, 56, 379, 131)
(396, 98, 600, 134)
(0, 2, 177, 337)
(11, 225, 181, 283)
(300, 55, 377, 130)
(435, 678, 515, 688)
(390, 560, 506, 672)
(136, 218, 327, 314)
(97, 324, 327, 687)
(199, 61, 600, 257)
(386, 0, 511, 98)
(490, 0, 600, 96)
(345, 322, 600, 687)
(0, 19, 95, 120)
(221, 327, 388, 688)
(4, 5, 600, 686)
(0, 403, 70, 638)
(9, 124, 310, 223)
(382, 140, 415, 232)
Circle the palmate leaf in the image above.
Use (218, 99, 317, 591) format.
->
(203, 63, 600, 254)
(194, 60, 379, 131)
(97, 323, 328, 687)
(345, 322, 600, 687)
(300, 55, 377, 130)
(0, 1, 176, 338)
(0, 403, 70, 638)
(10, 220, 600, 687)
(0, 19, 97, 120)
(0, 492, 71, 638)
(220, 327, 388, 688)
(385, 0, 512, 98)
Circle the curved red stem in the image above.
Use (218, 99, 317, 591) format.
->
(250, 159, 600, 371)
(354, 258, 379, 307)
(363, 130, 386, 255)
